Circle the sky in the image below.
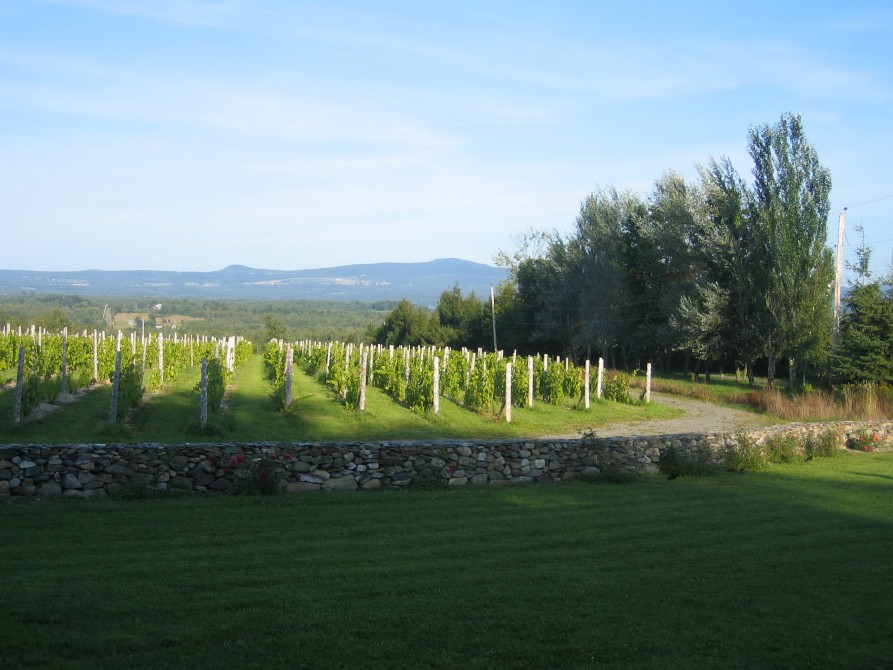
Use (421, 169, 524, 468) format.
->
(1, 0, 892, 280)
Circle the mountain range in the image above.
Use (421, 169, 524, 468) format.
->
(0, 259, 509, 305)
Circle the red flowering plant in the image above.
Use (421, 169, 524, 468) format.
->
(847, 429, 881, 453)
(223, 452, 279, 495)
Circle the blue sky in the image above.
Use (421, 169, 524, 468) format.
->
(2, 1, 891, 280)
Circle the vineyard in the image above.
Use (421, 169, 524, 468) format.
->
(1, 323, 667, 443)
(0, 324, 252, 428)
(264, 339, 648, 417)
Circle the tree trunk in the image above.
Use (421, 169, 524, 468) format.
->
(788, 356, 797, 390)
(767, 341, 776, 389)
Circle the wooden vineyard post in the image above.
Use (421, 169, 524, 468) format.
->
(92, 329, 99, 382)
(403, 347, 410, 386)
(432, 356, 440, 415)
(584, 359, 591, 409)
(157, 332, 164, 385)
(527, 356, 534, 408)
(13, 347, 25, 426)
(200, 357, 208, 429)
(109, 346, 122, 423)
(60, 327, 68, 392)
(597, 357, 604, 399)
(284, 345, 294, 408)
(141, 331, 147, 381)
(645, 362, 652, 404)
(359, 351, 368, 411)
(505, 362, 512, 423)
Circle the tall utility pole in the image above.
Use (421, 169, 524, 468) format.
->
(833, 207, 847, 346)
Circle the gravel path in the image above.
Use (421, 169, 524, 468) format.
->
(575, 393, 776, 438)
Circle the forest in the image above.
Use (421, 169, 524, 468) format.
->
(369, 113, 892, 391)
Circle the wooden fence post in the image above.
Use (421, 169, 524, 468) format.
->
(597, 357, 604, 399)
(92, 329, 99, 383)
(13, 347, 25, 426)
(584, 359, 591, 408)
(284, 345, 293, 408)
(109, 349, 122, 423)
(60, 327, 68, 392)
(360, 351, 368, 411)
(200, 357, 208, 429)
(157, 332, 164, 385)
(505, 362, 512, 423)
(432, 355, 440, 415)
(645, 362, 652, 404)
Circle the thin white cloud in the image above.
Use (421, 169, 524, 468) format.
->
(36, 0, 260, 30)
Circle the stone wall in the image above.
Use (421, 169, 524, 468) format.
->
(1, 421, 891, 498)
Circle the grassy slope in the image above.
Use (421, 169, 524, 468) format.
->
(0, 354, 678, 443)
(1, 453, 891, 669)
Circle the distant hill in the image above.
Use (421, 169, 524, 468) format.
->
(0, 259, 509, 305)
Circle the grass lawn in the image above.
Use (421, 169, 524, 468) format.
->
(2, 452, 891, 669)
(0, 354, 679, 443)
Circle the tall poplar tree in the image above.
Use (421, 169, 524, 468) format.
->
(748, 113, 833, 387)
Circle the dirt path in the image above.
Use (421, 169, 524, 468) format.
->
(578, 393, 776, 438)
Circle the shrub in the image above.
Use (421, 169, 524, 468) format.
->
(603, 371, 636, 404)
(847, 429, 881, 453)
(659, 446, 716, 479)
(765, 434, 799, 464)
(540, 364, 566, 405)
(805, 430, 839, 459)
(115, 363, 144, 420)
(584, 464, 638, 484)
(726, 434, 769, 471)
(226, 453, 280, 495)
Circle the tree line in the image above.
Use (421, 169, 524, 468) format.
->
(371, 113, 891, 389)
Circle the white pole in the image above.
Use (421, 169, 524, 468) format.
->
(505, 362, 512, 423)
(645, 362, 652, 404)
(584, 359, 591, 409)
(433, 355, 440, 415)
(833, 207, 846, 346)
(597, 357, 604, 399)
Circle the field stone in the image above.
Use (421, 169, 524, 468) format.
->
(322, 476, 357, 491)
(39, 482, 62, 496)
(62, 473, 83, 490)
(169, 476, 193, 491)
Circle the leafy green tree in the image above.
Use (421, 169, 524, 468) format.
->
(263, 313, 287, 343)
(748, 112, 833, 388)
(372, 299, 437, 346)
(433, 285, 489, 349)
(698, 156, 767, 384)
(834, 234, 893, 385)
(834, 280, 893, 385)
(634, 172, 712, 370)
(570, 187, 643, 367)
